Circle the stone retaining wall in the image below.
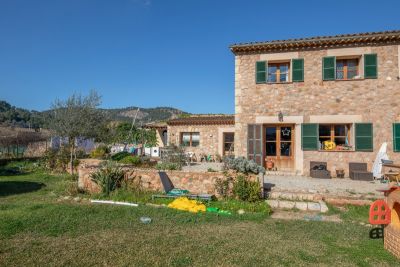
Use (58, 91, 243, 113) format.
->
(78, 159, 257, 195)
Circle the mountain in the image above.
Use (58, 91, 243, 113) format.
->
(102, 106, 189, 125)
(0, 100, 189, 128)
(0, 100, 44, 128)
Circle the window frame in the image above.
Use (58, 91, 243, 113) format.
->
(318, 124, 353, 151)
(180, 132, 200, 147)
(267, 61, 290, 83)
(335, 57, 361, 80)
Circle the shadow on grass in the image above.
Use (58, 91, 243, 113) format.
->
(369, 226, 384, 239)
(0, 181, 45, 197)
(0, 167, 27, 176)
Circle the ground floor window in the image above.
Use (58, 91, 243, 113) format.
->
(319, 124, 351, 150)
(181, 132, 199, 147)
(223, 132, 234, 155)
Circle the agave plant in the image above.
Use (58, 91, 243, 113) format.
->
(90, 161, 125, 195)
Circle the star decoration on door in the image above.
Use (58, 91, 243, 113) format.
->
(281, 128, 291, 136)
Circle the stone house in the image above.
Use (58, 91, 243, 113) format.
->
(230, 30, 400, 176)
(165, 115, 235, 159)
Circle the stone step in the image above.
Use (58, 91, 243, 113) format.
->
(267, 191, 323, 202)
(264, 171, 301, 176)
(266, 199, 329, 213)
(267, 191, 373, 206)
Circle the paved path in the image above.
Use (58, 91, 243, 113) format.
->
(182, 162, 389, 198)
(264, 175, 387, 197)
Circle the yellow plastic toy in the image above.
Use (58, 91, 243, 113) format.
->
(323, 140, 336, 150)
(167, 197, 206, 213)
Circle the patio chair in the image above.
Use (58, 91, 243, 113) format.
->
(349, 162, 373, 181)
(151, 171, 213, 201)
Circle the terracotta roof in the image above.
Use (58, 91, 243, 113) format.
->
(167, 115, 235, 126)
(230, 30, 400, 54)
(144, 121, 168, 129)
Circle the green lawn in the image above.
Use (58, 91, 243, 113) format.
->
(0, 164, 399, 266)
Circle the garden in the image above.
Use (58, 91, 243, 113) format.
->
(1, 160, 399, 266)
(1, 92, 399, 266)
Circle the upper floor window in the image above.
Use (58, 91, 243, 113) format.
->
(181, 132, 199, 147)
(323, 54, 377, 81)
(336, 58, 359, 80)
(268, 62, 290, 83)
(256, 59, 304, 84)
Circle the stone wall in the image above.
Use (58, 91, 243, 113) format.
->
(167, 124, 235, 159)
(77, 159, 256, 195)
(234, 45, 400, 175)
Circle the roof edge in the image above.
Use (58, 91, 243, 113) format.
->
(230, 30, 400, 54)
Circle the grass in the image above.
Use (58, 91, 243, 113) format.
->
(0, 162, 399, 266)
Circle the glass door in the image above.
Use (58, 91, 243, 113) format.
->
(265, 125, 294, 171)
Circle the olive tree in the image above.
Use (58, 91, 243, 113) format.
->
(49, 90, 108, 174)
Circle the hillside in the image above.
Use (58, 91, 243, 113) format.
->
(103, 106, 189, 124)
(0, 100, 189, 128)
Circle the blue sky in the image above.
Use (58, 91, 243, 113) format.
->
(1, 0, 400, 114)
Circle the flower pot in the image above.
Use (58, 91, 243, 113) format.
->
(266, 159, 274, 170)
(336, 169, 345, 178)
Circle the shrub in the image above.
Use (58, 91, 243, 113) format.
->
(214, 176, 233, 199)
(156, 162, 181, 171)
(111, 151, 130, 161)
(119, 155, 140, 165)
(224, 157, 265, 175)
(90, 145, 109, 159)
(90, 161, 125, 195)
(42, 147, 70, 172)
(207, 168, 216, 172)
(159, 145, 186, 168)
(232, 174, 261, 202)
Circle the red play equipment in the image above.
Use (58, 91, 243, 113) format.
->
(369, 199, 391, 225)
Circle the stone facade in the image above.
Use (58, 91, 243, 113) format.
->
(167, 124, 235, 159)
(234, 42, 400, 175)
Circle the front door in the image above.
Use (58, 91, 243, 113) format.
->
(265, 125, 295, 171)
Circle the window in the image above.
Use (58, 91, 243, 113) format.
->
(318, 124, 351, 150)
(323, 55, 378, 81)
(268, 62, 289, 83)
(223, 132, 234, 155)
(181, 132, 199, 147)
(336, 58, 359, 80)
(256, 59, 304, 84)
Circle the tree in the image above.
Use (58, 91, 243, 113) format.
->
(110, 122, 157, 147)
(49, 90, 108, 174)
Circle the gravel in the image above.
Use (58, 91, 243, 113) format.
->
(264, 175, 387, 197)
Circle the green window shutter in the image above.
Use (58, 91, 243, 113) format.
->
(302, 123, 319, 150)
(393, 123, 400, 152)
(322, 56, 335, 81)
(256, 61, 267, 84)
(292, 58, 304, 82)
(364, 54, 377, 79)
(355, 123, 373, 151)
